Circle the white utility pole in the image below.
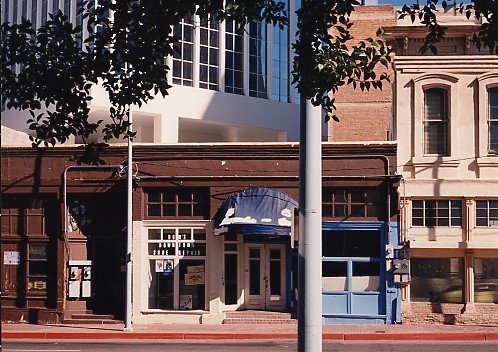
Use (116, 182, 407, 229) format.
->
(298, 98, 323, 351)
(124, 107, 133, 332)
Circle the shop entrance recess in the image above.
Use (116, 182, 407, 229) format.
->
(245, 244, 286, 310)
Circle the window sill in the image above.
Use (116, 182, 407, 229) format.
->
(411, 156, 461, 167)
(476, 156, 498, 167)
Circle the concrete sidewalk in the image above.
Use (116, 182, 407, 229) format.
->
(3, 322, 498, 341)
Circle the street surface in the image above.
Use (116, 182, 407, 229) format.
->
(3, 340, 498, 352)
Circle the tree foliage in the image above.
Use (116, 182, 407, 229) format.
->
(4, 1, 494, 163)
(399, 0, 498, 55)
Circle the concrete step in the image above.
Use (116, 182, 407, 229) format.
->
(223, 318, 297, 324)
(63, 318, 122, 325)
(70, 314, 115, 320)
(223, 310, 297, 324)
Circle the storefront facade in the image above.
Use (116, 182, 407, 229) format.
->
(1, 142, 401, 324)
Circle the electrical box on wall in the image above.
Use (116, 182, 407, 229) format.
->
(386, 243, 411, 283)
(68, 260, 92, 298)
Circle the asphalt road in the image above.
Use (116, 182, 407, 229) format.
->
(3, 340, 498, 352)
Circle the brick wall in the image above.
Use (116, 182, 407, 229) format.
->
(328, 5, 395, 142)
(403, 303, 498, 325)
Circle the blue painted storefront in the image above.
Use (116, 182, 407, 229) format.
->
(320, 221, 400, 324)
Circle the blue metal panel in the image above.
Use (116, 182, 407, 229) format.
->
(351, 292, 381, 315)
(323, 293, 348, 315)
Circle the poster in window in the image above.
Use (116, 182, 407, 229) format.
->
(180, 295, 192, 310)
(4, 251, 20, 265)
(187, 265, 204, 273)
(163, 259, 174, 276)
(185, 272, 205, 285)
(155, 259, 164, 273)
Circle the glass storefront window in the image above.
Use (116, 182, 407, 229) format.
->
(411, 258, 464, 303)
(147, 227, 206, 310)
(474, 258, 498, 304)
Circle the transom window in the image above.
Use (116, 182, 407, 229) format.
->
(146, 189, 208, 219)
(412, 199, 462, 227)
(322, 189, 380, 219)
(476, 200, 498, 227)
(424, 88, 449, 155)
(488, 87, 498, 154)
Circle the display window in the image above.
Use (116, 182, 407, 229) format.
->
(148, 227, 206, 310)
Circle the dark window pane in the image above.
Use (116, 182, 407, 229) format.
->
(334, 205, 347, 217)
(148, 229, 161, 240)
(148, 192, 160, 202)
(179, 259, 205, 310)
(322, 261, 347, 277)
(224, 254, 238, 304)
(323, 230, 380, 258)
(353, 262, 380, 276)
(322, 204, 332, 217)
(148, 204, 161, 216)
(29, 261, 47, 275)
(249, 258, 260, 295)
(162, 204, 176, 216)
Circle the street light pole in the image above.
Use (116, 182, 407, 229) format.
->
(124, 106, 133, 332)
(298, 98, 323, 352)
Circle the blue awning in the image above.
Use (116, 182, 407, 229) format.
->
(212, 188, 298, 236)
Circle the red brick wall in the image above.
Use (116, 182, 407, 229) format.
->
(328, 5, 395, 142)
(403, 303, 498, 325)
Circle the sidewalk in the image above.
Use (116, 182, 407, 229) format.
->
(3, 322, 498, 341)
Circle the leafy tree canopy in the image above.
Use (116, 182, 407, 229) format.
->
(1, 0, 495, 164)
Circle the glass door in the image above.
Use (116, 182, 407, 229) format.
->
(245, 244, 285, 310)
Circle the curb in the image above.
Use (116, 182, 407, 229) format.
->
(3, 332, 498, 341)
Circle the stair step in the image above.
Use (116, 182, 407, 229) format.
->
(63, 318, 122, 325)
(225, 311, 293, 319)
(71, 314, 115, 320)
(223, 318, 297, 324)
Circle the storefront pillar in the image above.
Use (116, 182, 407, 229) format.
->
(463, 250, 476, 314)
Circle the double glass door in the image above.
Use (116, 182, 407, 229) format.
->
(245, 244, 285, 310)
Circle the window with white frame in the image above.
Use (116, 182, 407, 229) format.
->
(225, 20, 244, 95)
(249, 20, 267, 98)
(424, 88, 449, 155)
(172, 16, 194, 87)
(198, 17, 219, 90)
(488, 87, 498, 154)
(147, 227, 206, 310)
(476, 200, 498, 227)
(412, 199, 462, 227)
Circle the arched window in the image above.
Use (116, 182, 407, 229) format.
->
(424, 88, 449, 155)
(488, 86, 498, 154)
